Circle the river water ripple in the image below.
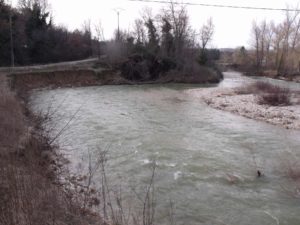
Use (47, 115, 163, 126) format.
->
(30, 72, 300, 225)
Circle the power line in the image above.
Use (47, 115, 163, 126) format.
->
(129, 0, 300, 12)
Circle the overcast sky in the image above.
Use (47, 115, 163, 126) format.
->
(12, 0, 300, 48)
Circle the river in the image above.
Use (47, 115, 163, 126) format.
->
(30, 72, 300, 225)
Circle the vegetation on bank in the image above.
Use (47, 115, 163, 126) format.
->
(236, 81, 294, 106)
(0, 0, 93, 66)
(8, 62, 222, 93)
(220, 6, 300, 81)
(102, 3, 222, 82)
(1, 0, 223, 83)
(0, 75, 103, 225)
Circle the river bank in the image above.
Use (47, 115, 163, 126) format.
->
(0, 59, 223, 225)
(246, 70, 300, 83)
(199, 86, 300, 130)
(219, 62, 300, 83)
(29, 77, 300, 225)
(0, 73, 101, 225)
(10, 68, 222, 91)
(4, 62, 300, 224)
(6, 59, 222, 92)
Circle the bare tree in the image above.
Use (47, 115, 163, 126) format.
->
(265, 21, 274, 68)
(252, 21, 263, 70)
(133, 19, 146, 45)
(287, 9, 300, 72)
(259, 20, 267, 67)
(94, 20, 105, 58)
(154, 1, 192, 66)
(168, 1, 190, 61)
(82, 19, 93, 56)
(291, 17, 300, 72)
(18, 0, 50, 14)
(272, 22, 285, 71)
(199, 17, 214, 51)
(197, 17, 214, 65)
(248, 5, 300, 74)
(277, 8, 299, 72)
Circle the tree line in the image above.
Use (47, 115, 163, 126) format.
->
(0, 0, 93, 66)
(101, 3, 220, 80)
(230, 7, 300, 76)
(0, 0, 220, 76)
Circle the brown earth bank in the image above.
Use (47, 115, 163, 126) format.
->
(0, 74, 102, 225)
(9, 66, 222, 93)
(10, 69, 128, 92)
(5, 58, 222, 93)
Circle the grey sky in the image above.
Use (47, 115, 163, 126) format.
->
(12, 0, 300, 48)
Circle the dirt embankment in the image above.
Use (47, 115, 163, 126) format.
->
(10, 67, 222, 92)
(0, 74, 101, 225)
(200, 87, 300, 130)
(10, 69, 129, 91)
(7, 58, 223, 93)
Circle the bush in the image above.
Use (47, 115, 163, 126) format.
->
(258, 92, 291, 106)
(237, 81, 291, 106)
(255, 82, 291, 106)
(254, 81, 284, 93)
(120, 54, 176, 81)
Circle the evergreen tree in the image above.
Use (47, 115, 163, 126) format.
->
(161, 18, 174, 58)
(0, 1, 11, 65)
(145, 18, 159, 54)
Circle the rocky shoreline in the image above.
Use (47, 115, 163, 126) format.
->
(199, 87, 300, 130)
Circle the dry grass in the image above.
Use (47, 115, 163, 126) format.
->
(0, 74, 101, 225)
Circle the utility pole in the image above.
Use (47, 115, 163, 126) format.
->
(9, 0, 14, 67)
(113, 8, 124, 41)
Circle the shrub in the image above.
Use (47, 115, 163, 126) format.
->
(255, 82, 291, 106)
(120, 54, 177, 81)
(254, 81, 284, 93)
(258, 92, 291, 106)
(237, 81, 280, 94)
(236, 81, 292, 106)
